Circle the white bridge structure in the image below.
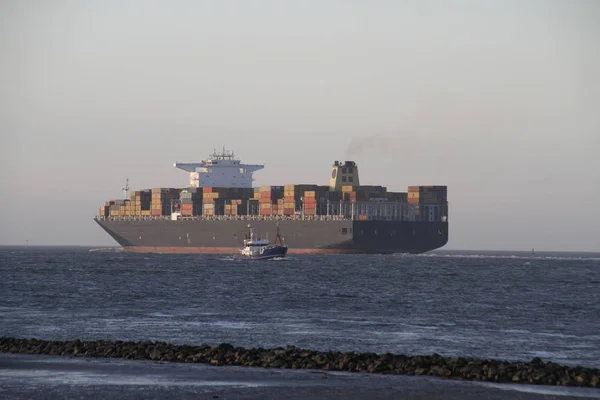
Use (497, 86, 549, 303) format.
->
(174, 148, 264, 188)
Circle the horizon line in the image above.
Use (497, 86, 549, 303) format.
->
(0, 245, 598, 254)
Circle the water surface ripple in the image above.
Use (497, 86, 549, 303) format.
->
(1, 247, 599, 368)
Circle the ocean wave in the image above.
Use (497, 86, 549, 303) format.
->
(399, 253, 600, 262)
(88, 247, 122, 253)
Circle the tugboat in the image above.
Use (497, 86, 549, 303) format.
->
(239, 223, 288, 260)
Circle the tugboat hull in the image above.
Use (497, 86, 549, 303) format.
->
(243, 245, 288, 260)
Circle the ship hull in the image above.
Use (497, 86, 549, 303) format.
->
(241, 245, 288, 260)
(95, 218, 448, 254)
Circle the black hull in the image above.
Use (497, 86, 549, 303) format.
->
(95, 218, 448, 254)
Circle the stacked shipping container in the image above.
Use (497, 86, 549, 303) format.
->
(258, 186, 283, 216)
(303, 190, 316, 215)
(407, 186, 448, 204)
(99, 185, 446, 221)
(102, 189, 153, 217)
(283, 185, 318, 215)
(180, 188, 203, 216)
(151, 188, 180, 216)
(202, 187, 216, 216)
(406, 186, 448, 219)
(225, 199, 248, 216)
(203, 187, 256, 216)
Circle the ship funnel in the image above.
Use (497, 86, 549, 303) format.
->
(329, 161, 359, 190)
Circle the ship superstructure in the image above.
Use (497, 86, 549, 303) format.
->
(174, 148, 264, 188)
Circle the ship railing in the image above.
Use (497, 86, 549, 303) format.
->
(95, 201, 448, 222)
(96, 215, 351, 222)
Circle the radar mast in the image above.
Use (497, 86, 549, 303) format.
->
(122, 178, 130, 199)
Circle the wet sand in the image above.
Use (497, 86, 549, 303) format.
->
(1, 354, 598, 400)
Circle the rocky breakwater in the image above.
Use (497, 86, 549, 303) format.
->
(1, 337, 599, 388)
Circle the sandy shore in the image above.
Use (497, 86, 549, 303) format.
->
(2, 353, 600, 400)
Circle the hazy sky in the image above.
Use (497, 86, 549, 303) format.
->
(1, 0, 599, 251)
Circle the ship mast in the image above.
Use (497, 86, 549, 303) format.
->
(275, 222, 284, 245)
(122, 178, 129, 199)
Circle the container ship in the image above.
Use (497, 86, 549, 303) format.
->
(94, 149, 449, 254)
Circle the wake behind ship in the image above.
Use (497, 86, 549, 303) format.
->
(95, 149, 448, 254)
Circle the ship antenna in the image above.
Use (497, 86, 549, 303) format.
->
(122, 178, 130, 199)
(275, 221, 283, 245)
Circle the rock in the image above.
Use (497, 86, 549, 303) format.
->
(135, 348, 146, 359)
(216, 343, 234, 352)
(1, 337, 600, 389)
(103, 346, 116, 357)
(530, 357, 544, 366)
(149, 348, 162, 361)
(369, 362, 390, 374)
(312, 354, 326, 365)
(305, 361, 317, 370)
(161, 351, 175, 362)
(430, 366, 452, 377)
(269, 359, 287, 368)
